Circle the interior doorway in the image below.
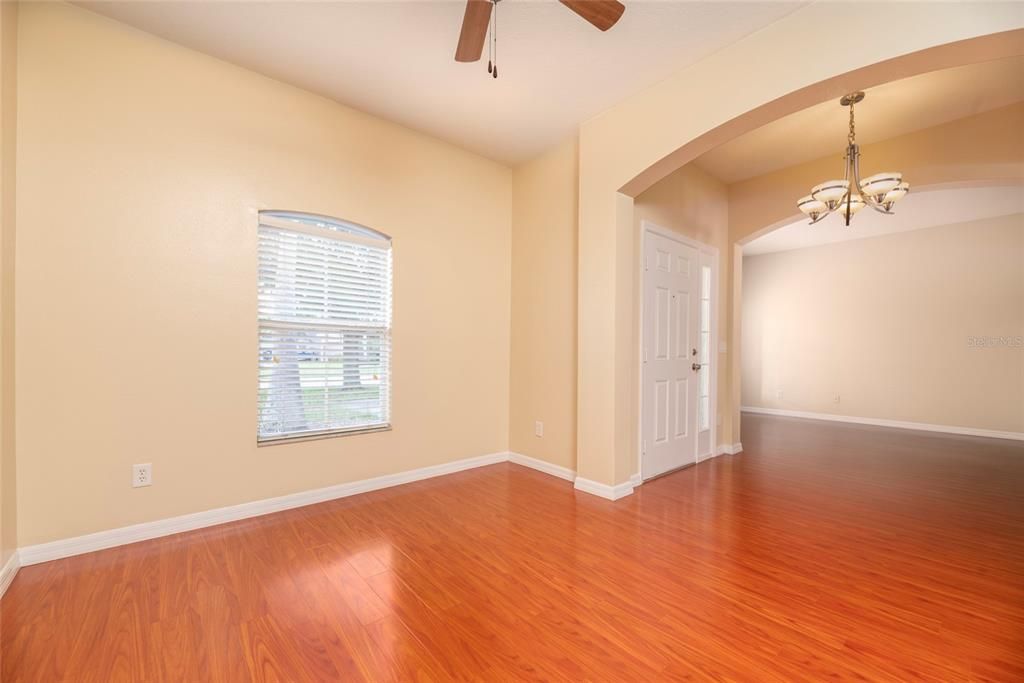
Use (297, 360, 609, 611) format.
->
(640, 221, 718, 480)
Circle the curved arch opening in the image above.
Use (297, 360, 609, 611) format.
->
(623, 41, 1024, 465)
(619, 29, 1024, 198)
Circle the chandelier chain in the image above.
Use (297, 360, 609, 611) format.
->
(848, 102, 856, 146)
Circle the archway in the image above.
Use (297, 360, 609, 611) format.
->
(573, 11, 1024, 493)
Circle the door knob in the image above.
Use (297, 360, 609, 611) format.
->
(692, 363, 702, 371)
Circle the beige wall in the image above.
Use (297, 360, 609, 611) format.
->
(5, 2, 1024, 550)
(15, 3, 512, 546)
(0, 0, 17, 565)
(742, 214, 1024, 433)
(633, 164, 731, 470)
(509, 138, 578, 470)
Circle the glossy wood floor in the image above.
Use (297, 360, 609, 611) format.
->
(3, 415, 1023, 681)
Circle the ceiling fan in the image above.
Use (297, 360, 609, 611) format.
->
(455, 0, 625, 77)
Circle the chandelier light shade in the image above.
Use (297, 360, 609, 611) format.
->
(798, 92, 910, 226)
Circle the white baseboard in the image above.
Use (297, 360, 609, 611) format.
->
(742, 406, 1024, 442)
(18, 447, 656, 567)
(507, 451, 642, 501)
(18, 451, 510, 567)
(0, 551, 19, 599)
(698, 444, 740, 461)
(508, 451, 577, 482)
(573, 477, 635, 501)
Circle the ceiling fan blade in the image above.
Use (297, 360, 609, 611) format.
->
(559, 0, 625, 31)
(455, 0, 493, 62)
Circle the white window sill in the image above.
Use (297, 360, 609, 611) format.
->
(257, 424, 392, 447)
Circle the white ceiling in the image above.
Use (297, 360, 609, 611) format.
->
(697, 56, 1024, 184)
(77, 0, 805, 165)
(743, 186, 1024, 256)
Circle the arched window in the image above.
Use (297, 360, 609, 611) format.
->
(257, 211, 392, 442)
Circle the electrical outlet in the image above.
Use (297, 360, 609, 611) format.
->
(132, 463, 152, 488)
(535, 421, 544, 437)
(833, 393, 841, 403)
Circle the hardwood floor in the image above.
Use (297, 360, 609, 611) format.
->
(3, 414, 1023, 681)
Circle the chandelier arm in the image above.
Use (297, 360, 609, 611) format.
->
(851, 142, 878, 222)
(851, 143, 863, 195)
(826, 144, 852, 214)
(841, 144, 855, 223)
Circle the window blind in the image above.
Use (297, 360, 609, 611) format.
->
(257, 212, 392, 442)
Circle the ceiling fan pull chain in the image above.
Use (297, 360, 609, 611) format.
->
(487, 0, 493, 74)
(492, 0, 498, 79)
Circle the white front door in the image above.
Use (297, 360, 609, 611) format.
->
(642, 231, 700, 479)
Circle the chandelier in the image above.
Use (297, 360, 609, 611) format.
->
(797, 92, 910, 226)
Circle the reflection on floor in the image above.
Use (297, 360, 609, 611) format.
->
(3, 413, 1023, 681)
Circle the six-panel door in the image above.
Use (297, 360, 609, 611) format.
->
(642, 231, 700, 479)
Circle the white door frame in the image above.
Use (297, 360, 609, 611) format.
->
(637, 220, 719, 482)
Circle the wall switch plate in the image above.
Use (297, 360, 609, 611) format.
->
(535, 421, 544, 437)
(132, 463, 152, 488)
(833, 393, 841, 403)
(776, 390, 784, 400)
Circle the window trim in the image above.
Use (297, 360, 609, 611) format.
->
(256, 424, 392, 447)
(259, 211, 391, 248)
(256, 210, 393, 444)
